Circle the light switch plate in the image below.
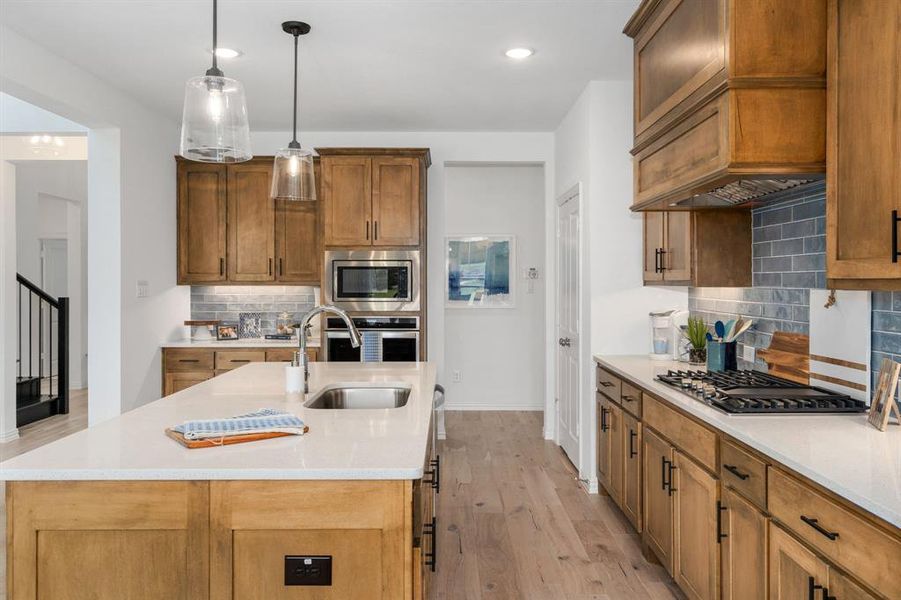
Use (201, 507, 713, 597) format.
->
(136, 280, 149, 298)
(742, 344, 756, 363)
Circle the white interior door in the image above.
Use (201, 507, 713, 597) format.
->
(556, 190, 580, 466)
(40, 238, 67, 376)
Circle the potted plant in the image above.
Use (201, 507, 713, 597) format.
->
(685, 316, 708, 365)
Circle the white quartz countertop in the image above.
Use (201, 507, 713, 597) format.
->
(162, 339, 320, 348)
(595, 355, 901, 529)
(0, 362, 436, 481)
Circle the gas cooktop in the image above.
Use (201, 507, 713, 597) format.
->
(656, 369, 868, 415)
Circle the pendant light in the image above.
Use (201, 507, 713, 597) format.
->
(179, 0, 252, 163)
(271, 21, 316, 201)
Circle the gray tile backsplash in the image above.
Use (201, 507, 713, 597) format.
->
(191, 286, 318, 334)
(689, 180, 901, 401)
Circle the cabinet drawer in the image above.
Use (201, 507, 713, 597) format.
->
(165, 349, 214, 372)
(215, 350, 266, 371)
(720, 440, 767, 509)
(643, 393, 717, 472)
(620, 381, 643, 418)
(596, 366, 622, 400)
(768, 468, 901, 598)
(265, 348, 319, 363)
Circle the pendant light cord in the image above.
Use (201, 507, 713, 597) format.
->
(207, 0, 223, 77)
(291, 32, 300, 148)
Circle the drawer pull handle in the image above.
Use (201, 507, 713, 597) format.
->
(808, 576, 824, 600)
(800, 515, 839, 541)
(716, 501, 727, 543)
(230, 359, 251, 363)
(661, 456, 669, 491)
(179, 359, 200, 363)
(723, 464, 750, 480)
(622, 394, 637, 403)
(628, 430, 638, 458)
(600, 408, 609, 432)
(893, 210, 900, 263)
(599, 380, 614, 388)
(423, 517, 437, 572)
(667, 461, 677, 496)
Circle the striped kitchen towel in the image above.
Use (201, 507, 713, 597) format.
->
(172, 408, 307, 440)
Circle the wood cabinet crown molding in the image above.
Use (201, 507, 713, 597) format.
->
(315, 147, 431, 168)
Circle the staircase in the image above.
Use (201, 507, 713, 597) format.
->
(16, 273, 69, 427)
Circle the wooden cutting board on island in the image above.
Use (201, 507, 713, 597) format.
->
(757, 331, 810, 385)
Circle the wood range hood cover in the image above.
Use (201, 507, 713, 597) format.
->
(624, 0, 827, 212)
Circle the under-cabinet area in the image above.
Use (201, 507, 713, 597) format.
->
(595, 357, 901, 600)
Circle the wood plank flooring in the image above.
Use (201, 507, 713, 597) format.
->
(0, 388, 89, 461)
(435, 411, 684, 600)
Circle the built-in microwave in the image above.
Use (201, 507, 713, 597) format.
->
(323, 250, 420, 312)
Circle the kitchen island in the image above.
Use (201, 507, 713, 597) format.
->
(2, 362, 438, 599)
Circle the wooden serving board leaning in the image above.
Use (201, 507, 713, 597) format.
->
(165, 427, 307, 449)
(868, 358, 901, 431)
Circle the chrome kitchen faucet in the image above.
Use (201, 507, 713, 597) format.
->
(296, 306, 361, 394)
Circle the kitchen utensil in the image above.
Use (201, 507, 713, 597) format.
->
(728, 319, 753, 342)
(714, 320, 726, 340)
(724, 319, 736, 341)
(706, 332, 714, 342)
(809, 289, 870, 402)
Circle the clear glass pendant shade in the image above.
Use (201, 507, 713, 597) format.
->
(180, 75, 252, 163)
(271, 147, 316, 201)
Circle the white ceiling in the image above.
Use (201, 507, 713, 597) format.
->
(0, 0, 637, 131)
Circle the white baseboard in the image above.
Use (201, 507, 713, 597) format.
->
(543, 428, 554, 440)
(581, 476, 599, 494)
(444, 403, 544, 411)
(0, 428, 20, 443)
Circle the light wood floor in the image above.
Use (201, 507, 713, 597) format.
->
(0, 388, 89, 461)
(435, 411, 684, 600)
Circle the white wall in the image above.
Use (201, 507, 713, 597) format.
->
(553, 81, 688, 490)
(443, 164, 546, 410)
(251, 131, 555, 395)
(0, 160, 18, 440)
(1, 26, 189, 423)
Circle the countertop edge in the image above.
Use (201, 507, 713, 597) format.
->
(593, 354, 901, 531)
(0, 467, 425, 481)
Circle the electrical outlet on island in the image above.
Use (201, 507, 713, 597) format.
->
(742, 344, 756, 364)
(452, 370, 462, 383)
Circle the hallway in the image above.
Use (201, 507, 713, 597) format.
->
(435, 411, 683, 599)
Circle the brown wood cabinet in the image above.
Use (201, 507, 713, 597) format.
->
(672, 451, 719, 600)
(177, 162, 227, 283)
(642, 427, 674, 574)
(622, 411, 642, 532)
(643, 210, 752, 287)
(720, 486, 767, 600)
(769, 523, 829, 600)
(176, 157, 320, 285)
(596, 392, 613, 489)
(162, 347, 318, 397)
(624, 0, 827, 210)
(320, 149, 428, 248)
(826, 0, 901, 289)
(607, 402, 625, 506)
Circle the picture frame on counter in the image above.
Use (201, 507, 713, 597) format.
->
(216, 323, 239, 341)
(446, 235, 515, 309)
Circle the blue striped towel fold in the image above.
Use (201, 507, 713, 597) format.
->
(173, 408, 306, 440)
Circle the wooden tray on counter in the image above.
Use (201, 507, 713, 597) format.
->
(165, 427, 307, 449)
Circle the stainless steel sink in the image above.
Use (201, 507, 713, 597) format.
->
(304, 384, 411, 409)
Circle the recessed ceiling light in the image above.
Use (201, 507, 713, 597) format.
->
(505, 47, 534, 59)
(211, 48, 242, 59)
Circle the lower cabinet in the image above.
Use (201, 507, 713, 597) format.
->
(163, 371, 214, 396)
(769, 523, 829, 600)
(622, 411, 642, 531)
(720, 486, 767, 600)
(672, 451, 719, 600)
(642, 427, 674, 574)
(607, 402, 625, 506)
(597, 392, 612, 488)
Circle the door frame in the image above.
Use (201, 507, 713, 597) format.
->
(550, 183, 591, 489)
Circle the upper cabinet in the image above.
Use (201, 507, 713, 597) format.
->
(624, 0, 827, 210)
(176, 157, 321, 285)
(319, 149, 429, 248)
(826, 0, 901, 290)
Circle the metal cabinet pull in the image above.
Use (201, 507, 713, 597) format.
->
(600, 408, 609, 432)
(268, 258, 273, 276)
(178, 359, 200, 363)
(278, 257, 283, 276)
(622, 394, 636, 403)
(231, 359, 251, 363)
(800, 515, 839, 541)
(366, 221, 370, 240)
(431, 456, 440, 493)
(893, 210, 900, 263)
(661, 456, 668, 490)
(667, 461, 677, 496)
(654, 248, 661, 273)
(599, 380, 614, 388)
(374, 221, 378, 241)
(628, 430, 638, 458)
(808, 576, 824, 600)
(716, 501, 727, 543)
(659, 249, 667, 272)
(723, 464, 750, 480)
(423, 517, 437, 572)
(219, 257, 225, 276)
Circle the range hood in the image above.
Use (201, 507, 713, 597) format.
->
(671, 177, 824, 209)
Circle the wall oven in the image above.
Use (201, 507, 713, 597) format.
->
(323, 250, 420, 312)
(325, 316, 420, 362)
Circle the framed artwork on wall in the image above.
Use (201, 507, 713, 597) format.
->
(446, 235, 515, 308)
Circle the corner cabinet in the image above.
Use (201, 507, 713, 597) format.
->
(644, 210, 752, 287)
(320, 149, 429, 248)
(176, 157, 321, 285)
(826, 0, 901, 289)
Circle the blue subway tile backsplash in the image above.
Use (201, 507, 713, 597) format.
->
(191, 285, 318, 334)
(688, 181, 901, 401)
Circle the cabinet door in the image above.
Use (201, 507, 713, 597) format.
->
(177, 162, 227, 283)
(642, 427, 674, 574)
(720, 486, 767, 600)
(769, 523, 828, 600)
(276, 200, 319, 283)
(597, 393, 612, 488)
(622, 411, 642, 532)
(663, 211, 692, 283)
(372, 157, 420, 246)
(672, 450, 718, 600)
(644, 212, 666, 283)
(607, 402, 625, 507)
(323, 156, 372, 246)
(826, 0, 901, 284)
(227, 162, 276, 282)
(164, 371, 213, 396)
(828, 570, 878, 600)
